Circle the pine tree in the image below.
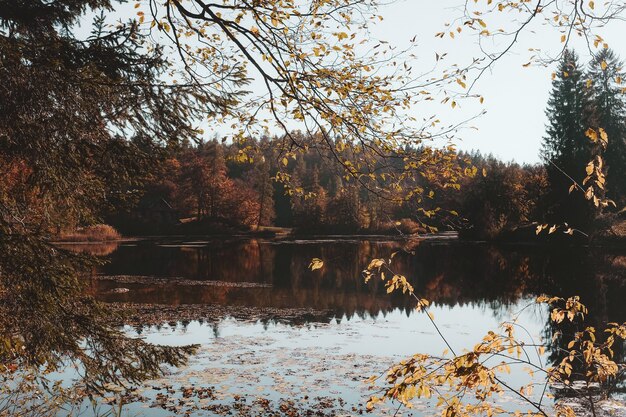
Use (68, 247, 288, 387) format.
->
(541, 49, 596, 229)
(0, 0, 205, 388)
(587, 49, 626, 206)
(205, 140, 230, 218)
(254, 158, 276, 227)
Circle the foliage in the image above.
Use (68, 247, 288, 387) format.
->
(541, 50, 598, 231)
(539, 48, 626, 237)
(587, 49, 626, 206)
(57, 224, 122, 242)
(177, 140, 261, 226)
(139, 0, 474, 208)
(360, 256, 626, 417)
(112, 135, 471, 234)
(0, 234, 196, 391)
(0, 0, 203, 393)
(456, 153, 548, 240)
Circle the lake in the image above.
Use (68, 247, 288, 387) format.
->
(59, 235, 626, 416)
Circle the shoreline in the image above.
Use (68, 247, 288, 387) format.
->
(52, 231, 626, 250)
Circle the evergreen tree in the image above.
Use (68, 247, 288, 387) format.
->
(541, 50, 596, 229)
(587, 49, 626, 206)
(253, 157, 276, 227)
(0, 0, 204, 388)
(327, 182, 362, 232)
(205, 140, 229, 218)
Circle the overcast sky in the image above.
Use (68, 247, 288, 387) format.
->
(96, 0, 626, 164)
(367, 0, 626, 164)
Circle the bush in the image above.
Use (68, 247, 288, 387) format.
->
(56, 224, 121, 242)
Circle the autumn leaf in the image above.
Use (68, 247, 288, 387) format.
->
(585, 128, 598, 142)
(599, 127, 608, 146)
(308, 258, 324, 271)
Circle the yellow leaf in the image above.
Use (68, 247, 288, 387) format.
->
(601, 60, 608, 70)
(585, 128, 598, 142)
(309, 258, 324, 271)
(599, 127, 608, 145)
(367, 259, 385, 270)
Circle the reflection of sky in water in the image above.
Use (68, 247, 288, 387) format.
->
(138, 299, 548, 359)
(51, 237, 626, 416)
(98, 300, 551, 416)
(50, 300, 554, 416)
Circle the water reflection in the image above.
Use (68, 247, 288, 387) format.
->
(49, 238, 626, 414)
(56, 241, 121, 256)
(76, 237, 626, 327)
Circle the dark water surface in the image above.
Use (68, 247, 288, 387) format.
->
(82, 236, 626, 326)
(58, 236, 626, 416)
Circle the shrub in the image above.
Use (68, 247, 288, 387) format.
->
(56, 224, 121, 242)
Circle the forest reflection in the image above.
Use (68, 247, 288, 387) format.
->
(79, 238, 626, 330)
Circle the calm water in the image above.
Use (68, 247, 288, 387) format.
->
(84, 236, 626, 325)
(60, 236, 626, 415)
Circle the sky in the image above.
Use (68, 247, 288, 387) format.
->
(94, 0, 626, 164)
(370, 0, 626, 163)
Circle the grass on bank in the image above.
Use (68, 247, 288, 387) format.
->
(56, 224, 121, 242)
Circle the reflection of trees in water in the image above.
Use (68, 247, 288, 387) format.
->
(56, 241, 120, 257)
(541, 250, 626, 391)
(93, 240, 626, 332)
(104, 239, 273, 284)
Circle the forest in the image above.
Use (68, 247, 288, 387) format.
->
(97, 48, 626, 242)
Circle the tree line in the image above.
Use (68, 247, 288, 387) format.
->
(108, 47, 626, 240)
(465, 48, 626, 240)
(109, 134, 466, 235)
